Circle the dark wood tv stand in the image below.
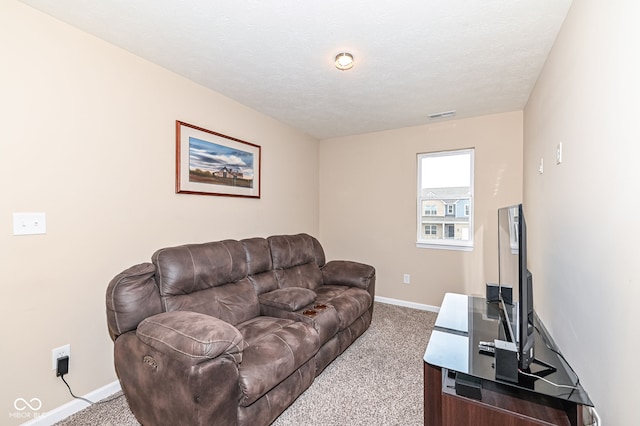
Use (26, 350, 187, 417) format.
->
(423, 293, 592, 426)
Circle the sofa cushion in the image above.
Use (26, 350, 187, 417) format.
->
(162, 279, 260, 326)
(236, 317, 320, 406)
(241, 237, 272, 275)
(259, 288, 316, 311)
(152, 240, 261, 324)
(247, 271, 279, 295)
(242, 237, 279, 294)
(152, 240, 248, 300)
(315, 286, 373, 330)
(237, 360, 315, 426)
(268, 234, 325, 290)
(273, 263, 323, 290)
(268, 234, 317, 269)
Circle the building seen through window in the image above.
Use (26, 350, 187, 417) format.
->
(417, 149, 474, 250)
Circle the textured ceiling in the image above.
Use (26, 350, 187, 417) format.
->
(19, 0, 572, 140)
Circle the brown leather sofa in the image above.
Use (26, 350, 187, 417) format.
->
(106, 233, 375, 426)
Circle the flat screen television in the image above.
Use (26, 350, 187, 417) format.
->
(497, 204, 535, 371)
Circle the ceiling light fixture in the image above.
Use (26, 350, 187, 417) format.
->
(335, 52, 354, 71)
(428, 110, 457, 120)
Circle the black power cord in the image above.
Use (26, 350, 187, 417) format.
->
(59, 374, 125, 405)
(57, 356, 124, 406)
(59, 374, 94, 405)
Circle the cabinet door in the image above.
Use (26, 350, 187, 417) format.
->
(441, 383, 572, 426)
(423, 363, 443, 426)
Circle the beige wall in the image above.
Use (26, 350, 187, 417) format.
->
(524, 1, 640, 424)
(1, 2, 319, 423)
(11, 0, 632, 423)
(319, 111, 523, 307)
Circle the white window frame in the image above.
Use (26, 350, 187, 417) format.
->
(416, 148, 474, 251)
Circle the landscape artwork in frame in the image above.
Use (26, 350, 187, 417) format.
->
(176, 121, 261, 198)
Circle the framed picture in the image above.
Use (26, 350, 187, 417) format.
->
(176, 121, 261, 198)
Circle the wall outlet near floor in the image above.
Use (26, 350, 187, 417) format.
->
(51, 344, 70, 370)
(403, 274, 411, 284)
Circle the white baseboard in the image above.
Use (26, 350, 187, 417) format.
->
(22, 380, 122, 426)
(375, 295, 440, 313)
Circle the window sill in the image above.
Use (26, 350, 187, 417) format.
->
(415, 242, 473, 252)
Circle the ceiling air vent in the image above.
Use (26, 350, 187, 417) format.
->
(428, 110, 456, 120)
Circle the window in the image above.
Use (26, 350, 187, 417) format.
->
(417, 148, 474, 250)
(424, 205, 437, 215)
(424, 224, 437, 236)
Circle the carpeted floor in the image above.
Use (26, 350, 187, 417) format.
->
(55, 302, 437, 426)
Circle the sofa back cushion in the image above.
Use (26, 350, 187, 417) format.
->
(152, 240, 259, 325)
(268, 234, 323, 290)
(309, 235, 326, 267)
(242, 237, 278, 295)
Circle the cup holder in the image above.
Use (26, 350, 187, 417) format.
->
(314, 304, 327, 310)
(303, 309, 317, 317)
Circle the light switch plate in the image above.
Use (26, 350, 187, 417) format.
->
(13, 212, 46, 235)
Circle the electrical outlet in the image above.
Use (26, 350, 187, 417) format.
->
(51, 344, 70, 370)
(403, 274, 411, 284)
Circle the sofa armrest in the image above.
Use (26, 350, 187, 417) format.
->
(321, 260, 376, 290)
(136, 311, 245, 365)
(106, 262, 162, 341)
